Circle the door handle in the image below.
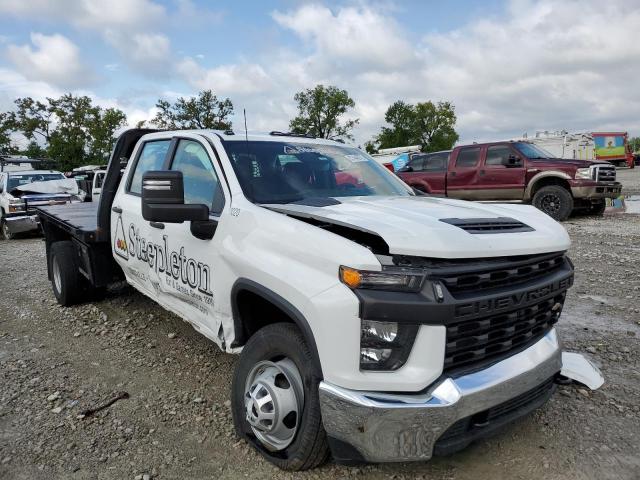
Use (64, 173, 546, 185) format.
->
(450, 171, 457, 177)
(112, 206, 122, 214)
(479, 170, 486, 176)
(150, 222, 165, 230)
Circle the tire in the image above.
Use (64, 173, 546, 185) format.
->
(231, 323, 329, 471)
(587, 200, 606, 216)
(532, 185, 574, 221)
(50, 241, 82, 306)
(1, 219, 13, 240)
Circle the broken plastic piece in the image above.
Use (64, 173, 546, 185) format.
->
(560, 352, 604, 390)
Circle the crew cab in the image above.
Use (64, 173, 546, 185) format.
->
(36, 129, 602, 470)
(0, 169, 81, 239)
(395, 141, 622, 221)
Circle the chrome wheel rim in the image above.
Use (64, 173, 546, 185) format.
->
(244, 358, 304, 451)
(53, 257, 62, 294)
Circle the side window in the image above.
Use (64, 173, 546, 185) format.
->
(486, 146, 513, 167)
(456, 147, 481, 168)
(171, 139, 224, 214)
(423, 154, 447, 171)
(129, 140, 171, 195)
(407, 155, 425, 171)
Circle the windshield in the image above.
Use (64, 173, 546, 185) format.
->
(8, 173, 65, 191)
(514, 142, 554, 159)
(223, 141, 413, 204)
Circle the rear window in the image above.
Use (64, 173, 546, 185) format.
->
(456, 147, 481, 167)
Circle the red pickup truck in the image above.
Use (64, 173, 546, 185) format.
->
(395, 141, 622, 221)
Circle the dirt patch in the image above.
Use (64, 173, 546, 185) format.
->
(1, 173, 639, 479)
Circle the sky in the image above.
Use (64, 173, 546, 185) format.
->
(0, 0, 639, 149)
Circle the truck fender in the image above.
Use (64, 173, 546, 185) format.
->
(230, 278, 323, 376)
(561, 352, 604, 390)
(524, 171, 572, 201)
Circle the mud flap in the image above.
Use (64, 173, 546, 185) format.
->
(560, 352, 604, 390)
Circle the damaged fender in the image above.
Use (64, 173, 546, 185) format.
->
(561, 352, 604, 390)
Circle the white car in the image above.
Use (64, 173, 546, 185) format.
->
(36, 129, 603, 470)
(0, 169, 81, 239)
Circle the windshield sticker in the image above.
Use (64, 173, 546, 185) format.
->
(284, 145, 321, 155)
(344, 154, 368, 163)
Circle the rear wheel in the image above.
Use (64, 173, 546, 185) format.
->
(231, 323, 329, 471)
(533, 185, 574, 221)
(50, 241, 82, 306)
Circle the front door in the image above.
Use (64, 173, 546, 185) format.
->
(146, 135, 229, 343)
(477, 145, 526, 200)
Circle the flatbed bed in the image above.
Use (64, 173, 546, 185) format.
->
(37, 202, 104, 243)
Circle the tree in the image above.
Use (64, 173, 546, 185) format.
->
(88, 108, 127, 163)
(8, 94, 127, 170)
(289, 85, 359, 140)
(373, 100, 459, 152)
(629, 136, 640, 153)
(0, 112, 16, 155)
(151, 90, 233, 130)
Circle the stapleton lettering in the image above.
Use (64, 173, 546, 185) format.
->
(128, 224, 213, 296)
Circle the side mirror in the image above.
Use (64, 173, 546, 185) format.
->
(505, 155, 522, 167)
(141, 171, 209, 223)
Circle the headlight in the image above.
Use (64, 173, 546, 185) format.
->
(8, 200, 25, 213)
(575, 167, 593, 180)
(360, 320, 419, 371)
(339, 266, 425, 292)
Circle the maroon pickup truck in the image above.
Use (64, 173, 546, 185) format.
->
(395, 141, 622, 221)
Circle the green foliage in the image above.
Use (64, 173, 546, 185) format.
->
(151, 90, 233, 130)
(629, 136, 640, 153)
(373, 100, 459, 152)
(289, 85, 359, 140)
(0, 111, 16, 155)
(5, 94, 127, 171)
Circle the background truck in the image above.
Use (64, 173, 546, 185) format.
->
(592, 131, 635, 168)
(0, 161, 81, 239)
(395, 141, 621, 221)
(36, 128, 601, 470)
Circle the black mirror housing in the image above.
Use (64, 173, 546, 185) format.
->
(142, 171, 209, 223)
(505, 155, 522, 167)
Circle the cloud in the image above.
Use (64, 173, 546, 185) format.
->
(272, 4, 415, 73)
(104, 31, 172, 74)
(177, 58, 271, 95)
(5, 33, 97, 89)
(0, 0, 165, 30)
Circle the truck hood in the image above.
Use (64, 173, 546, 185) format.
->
(12, 178, 79, 196)
(264, 196, 570, 258)
(529, 158, 609, 168)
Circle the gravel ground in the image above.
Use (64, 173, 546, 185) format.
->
(1, 170, 639, 480)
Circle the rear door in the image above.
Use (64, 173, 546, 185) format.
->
(446, 146, 482, 199)
(475, 144, 526, 200)
(111, 136, 173, 296)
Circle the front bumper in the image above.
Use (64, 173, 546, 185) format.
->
(571, 182, 622, 199)
(3, 213, 40, 235)
(319, 329, 563, 463)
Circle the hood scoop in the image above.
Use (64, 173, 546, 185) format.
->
(439, 217, 534, 234)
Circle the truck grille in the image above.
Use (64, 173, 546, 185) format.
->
(433, 252, 566, 295)
(444, 292, 565, 373)
(594, 165, 616, 182)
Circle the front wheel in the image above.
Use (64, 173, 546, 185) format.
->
(532, 185, 574, 221)
(231, 323, 329, 471)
